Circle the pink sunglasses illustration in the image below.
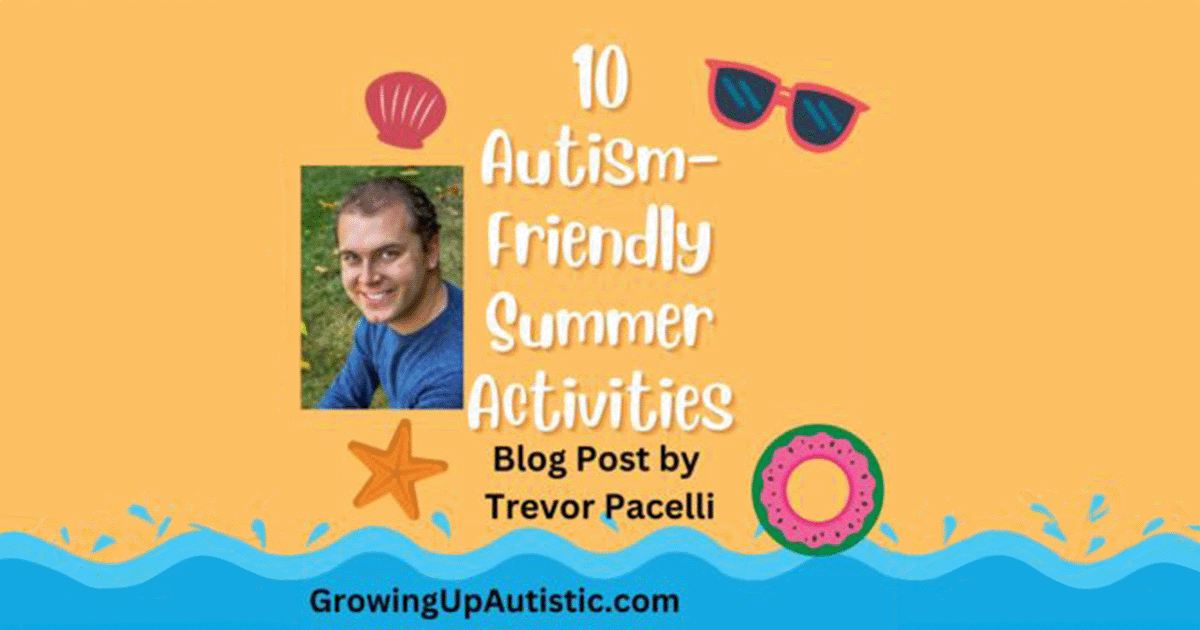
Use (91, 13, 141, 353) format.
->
(705, 59, 869, 152)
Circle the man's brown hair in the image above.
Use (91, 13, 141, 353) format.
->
(336, 177, 440, 253)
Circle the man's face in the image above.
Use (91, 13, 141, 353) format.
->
(337, 204, 439, 327)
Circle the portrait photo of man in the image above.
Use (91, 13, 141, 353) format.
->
(301, 167, 463, 409)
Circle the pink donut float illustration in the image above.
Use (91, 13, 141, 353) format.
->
(752, 424, 884, 555)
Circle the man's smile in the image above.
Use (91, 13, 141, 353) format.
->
(360, 289, 396, 307)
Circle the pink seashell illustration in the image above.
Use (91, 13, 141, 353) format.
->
(365, 72, 447, 149)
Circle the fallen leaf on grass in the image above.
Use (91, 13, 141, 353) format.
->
(301, 321, 308, 337)
(314, 265, 329, 274)
(318, 200, 339, 210)
(301, 360, 311, 371)
(400, 169, 420, 176)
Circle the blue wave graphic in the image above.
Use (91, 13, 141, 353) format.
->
(0, 540, 1198, 628)
(1, 527, 1198, 589)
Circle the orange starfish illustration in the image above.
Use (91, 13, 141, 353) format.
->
(348, 419, 448, 518)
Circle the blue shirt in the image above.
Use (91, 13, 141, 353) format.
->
(317, 281, 463, 409)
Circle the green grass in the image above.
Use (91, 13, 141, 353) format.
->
(300, 165, 463, 409)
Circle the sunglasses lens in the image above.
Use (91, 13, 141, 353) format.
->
(791, 90, 859, 147)
(713, 68, 776, 124)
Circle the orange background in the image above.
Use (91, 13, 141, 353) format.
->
(0, 0, 1196, 561)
